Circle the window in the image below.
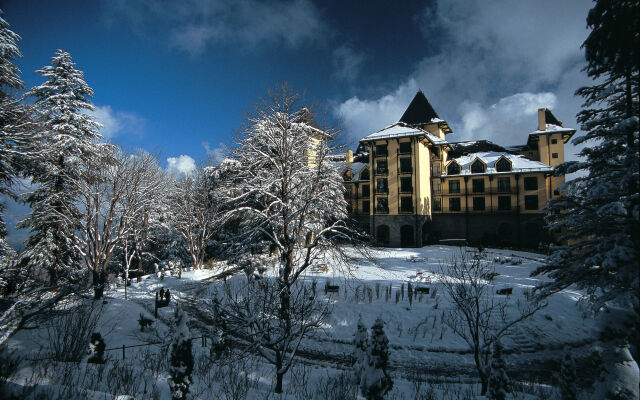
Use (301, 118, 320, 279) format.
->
(400, 177, 412, 193)
(472, 178, 485, 193)
(525, 195, 538, 210)
(553, 189, 560, 196)
(344, 187, 352, 199)
(362, 200, 370, 213)
(400, 157, 412, 174)
(473, 197, 485, 211)
(496, 157, 511, 172)
(551, 138, 558, 144)
(552, 153, 558, 159)
(497, 177, 510, 192)
(431, 147, 441, 159)
(498, 196, 511, 211)
(432, 163, 441, 177)
(342, 172, 351, 181)
(449, 180, 460, 194)
(399, 142, 412, 154)
(471, 160, 485, 173)
(360, 168, 369, 181)
(362, 184, 370, 198)
(375, 144, 387, 157)
(376, 197, 389, 213)
(433, 180, 441, 194)
(524, 177, 538, 191)
(449, 197, 461, 211)
(376, 160, 388, 174)
(400, 197, 413, 213)
(376, 178, 388, 194)
(433, 198, 441, 211)
(447, 161, 461, 175)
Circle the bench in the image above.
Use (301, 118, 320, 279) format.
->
(324, 284, 340, 295)
(496, 288, 513, 295)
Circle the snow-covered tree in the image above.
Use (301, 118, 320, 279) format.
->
(559, 347, 577, 400)
(0, 10, 33, 260)
(167, 166, 220, 273)
(169, 306, 193, 400)
(74, 148, 165, 299)
(352, 315, 368, 385)
(19, 49, 102, 286)
(217, 84, 352, 393)
(487, 340, 509, 400)
(534, 0, 639, 363)
(360, 316, 393, 400)
(441, 250, 543, 395)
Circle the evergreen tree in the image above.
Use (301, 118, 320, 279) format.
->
(169, 306, 193, 400)
(559, 347, 577, 400)
(352, 315, 368, 385)
(487, 340, 509, 400)
(18, 50, 101, 286)
(360, 317, 393, 400)
(87, 332, 106, 364)
(534, 0, 639, 359)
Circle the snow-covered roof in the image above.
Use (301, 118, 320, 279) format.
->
(360, 122, 447, 144)
(444, 152, 552, 175)
(529, 124, 576, 135)
(337, 161, 369, 181)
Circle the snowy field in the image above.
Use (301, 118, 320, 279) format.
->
(3, 245, 601, 399)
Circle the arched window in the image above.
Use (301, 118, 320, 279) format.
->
(471, 159, 486, 173)
(447, 161, 461, 175)
(495, 157, 512, 172)
(342, 171, 352, 181)
(360, 168, 370, 181)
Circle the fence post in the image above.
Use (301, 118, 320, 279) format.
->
(122, 344, 125, 360)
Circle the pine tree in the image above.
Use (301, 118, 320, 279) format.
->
(169, 306, 193, 400)
(352, 315, 368, 385)
(18, 50, 102, 286)
(360, 316, 393, 400)
(487, 340, 509, 400)
(87, 332, 106, 364)
(534, 0, 639, 359)
(559, 347, 577, 400)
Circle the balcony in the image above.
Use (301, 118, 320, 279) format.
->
(375, 187, 389, 194)
(399, 187, 413, 194)
(398, 167, 413, 175)
(373, 151, 388, 158)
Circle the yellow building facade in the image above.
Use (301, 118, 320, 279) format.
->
(342, 91, 575, 248)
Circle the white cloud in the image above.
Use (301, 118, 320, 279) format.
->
(335, 79, 419, 143)
(334, 0, 592, 159)
(91, 105, 145, 139)
(457, 92, 557, 145)
(107, 0, 327, 55)
(167, 155, 196, 176)
(202, 141, 226, 164)
(332, 45, 366, 83)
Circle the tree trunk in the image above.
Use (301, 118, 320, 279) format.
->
(92, 270, 105, 300)
(275, 351, 284, 394)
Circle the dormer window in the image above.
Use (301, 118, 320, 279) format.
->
(471, 159, 486, 174)
(495, 157, 512, 172)
(360, 168, 370, 181)
(343, 171, 352, 181)
(447, 161, 461, 175)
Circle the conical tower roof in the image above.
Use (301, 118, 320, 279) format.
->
(399, 90, 452, 133)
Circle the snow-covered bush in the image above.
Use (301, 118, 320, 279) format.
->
(360, 316, 393, 400)
(46, 301, 102, 362)
(169, 306, 193, 400)
(487, 340, 510, 400)
(87, 332, 106, 364)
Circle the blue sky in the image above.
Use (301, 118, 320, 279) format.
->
(3, 0, 593, 246)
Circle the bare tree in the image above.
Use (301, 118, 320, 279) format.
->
(438, 249, 545, 395)
(167, 167, 220, 275)
(217, 84, 354, 393)
(75, 148, 165, 299)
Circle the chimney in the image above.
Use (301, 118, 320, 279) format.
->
(346, 150, 353, 166)
(538, 108, 546, 131)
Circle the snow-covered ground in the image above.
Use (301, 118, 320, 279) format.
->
(3, 245, 601, 399)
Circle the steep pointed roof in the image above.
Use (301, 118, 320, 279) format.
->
(544, 109, 562, 126)
(399, 91, 452, 133)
